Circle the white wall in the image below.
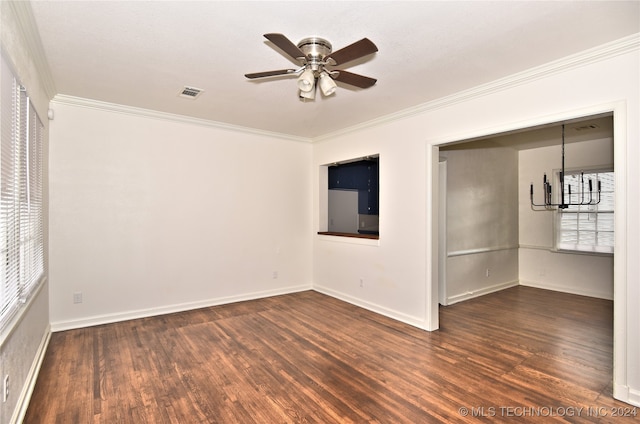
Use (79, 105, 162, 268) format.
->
(313, 132, 430, 327)
(48, 101, 313, 329)
(0, 3, 51, 423)
(440, 145, 519, 304)
(519, 137, 614, 299)
(312, 40, 639, 405)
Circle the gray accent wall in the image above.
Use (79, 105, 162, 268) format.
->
(440, 145, 519, 304)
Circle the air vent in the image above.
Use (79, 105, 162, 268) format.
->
(179, 86, 204, 99)
(573, 123, 599, 131)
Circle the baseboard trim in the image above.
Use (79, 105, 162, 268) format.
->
(51, 284, 312, 332)
(519, 280, 612, 300)
(627, 387, 640, 408)
(613, 383, 640, 408)
(10, 324, 51, 424)
(312, 285, 425, 330)
(445, 280, 519, 305)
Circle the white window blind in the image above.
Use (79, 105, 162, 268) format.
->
(557, 170, 614, 254)
(0, 54, 44, 330)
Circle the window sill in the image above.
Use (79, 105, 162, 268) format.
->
(0, 276, 47, 348)
(556, 247, 614, 257)
(317, 231, 379, 240)
(317, 232, 380, 246)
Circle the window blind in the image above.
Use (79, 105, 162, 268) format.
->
(22, 98, 44, 299)
(0, 54, 45, 330)
(1, 56, 20, 324)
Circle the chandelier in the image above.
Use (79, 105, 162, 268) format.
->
(530, 124, 601, 210)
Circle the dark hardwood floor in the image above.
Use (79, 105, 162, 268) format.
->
(24, 286, 638, 423)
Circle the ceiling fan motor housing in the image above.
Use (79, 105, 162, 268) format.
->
(297, 37, 333, 73)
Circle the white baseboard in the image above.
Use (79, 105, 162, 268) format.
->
(627, 387, 640, 408)
(445, 280, 519, 305)
(613, 383, 640, 408)
(312, 285, 425, 330)
(51, 284, 312, 332)
(519, 279, 612, 300)
(10, 324, 51, 424)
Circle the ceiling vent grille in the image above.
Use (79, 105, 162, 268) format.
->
(179, 86, 204, 99)
(573, 123, 599, 131)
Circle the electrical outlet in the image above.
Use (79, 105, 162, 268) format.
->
(485, 268, 490, 278)
(73, 291, 83, 304)
(3, 375, 8, 402)
(359, 278, 364, 288)
(272, 271, 278, 279)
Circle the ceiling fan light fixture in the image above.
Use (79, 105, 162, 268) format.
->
(299, 87, 315, 100)
(319, 72, 337, 96)
(297, 68, 315, 92)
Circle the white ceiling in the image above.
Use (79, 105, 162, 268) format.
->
(29, 1, 639, 139)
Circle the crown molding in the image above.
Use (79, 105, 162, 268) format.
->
(51, 94, 313, 143)
(7, 1, 57, 100)
(313, 33, 640, 143)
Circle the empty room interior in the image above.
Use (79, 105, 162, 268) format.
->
(1, 1, 639, 423)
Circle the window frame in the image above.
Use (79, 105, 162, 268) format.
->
(0, 54, 45, 332)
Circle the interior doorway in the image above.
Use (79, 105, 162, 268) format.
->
(429, 105, 627, 403)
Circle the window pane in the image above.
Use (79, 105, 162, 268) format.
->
(599, 172, 615, 190)
(560, 230, 578, 244)
(599, 191, 614, 211)
(578, 231, 596, 245)
(577, 213, 595, 232)
(598, 231, 615, 247)
(561, 213, 578, 230)
(598, 213, 614, 232)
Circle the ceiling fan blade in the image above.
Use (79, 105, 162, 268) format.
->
(332, 70, 377, 88)
(245, 69, 298, 79)
(325, 38, 378, 66)
(264, 33, 306, 62)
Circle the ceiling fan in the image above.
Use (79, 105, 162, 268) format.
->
(245, 33, 378, 100)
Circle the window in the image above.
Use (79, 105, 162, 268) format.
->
(557, 170, 614, 254)
(321, 156, 379, 238)
(1, 55, 45, 330)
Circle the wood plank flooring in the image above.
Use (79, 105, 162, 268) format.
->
(24, 286, 638, 423)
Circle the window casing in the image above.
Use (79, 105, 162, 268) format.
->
(557, 170, 614, 254)
(0, 55, 45, 331)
